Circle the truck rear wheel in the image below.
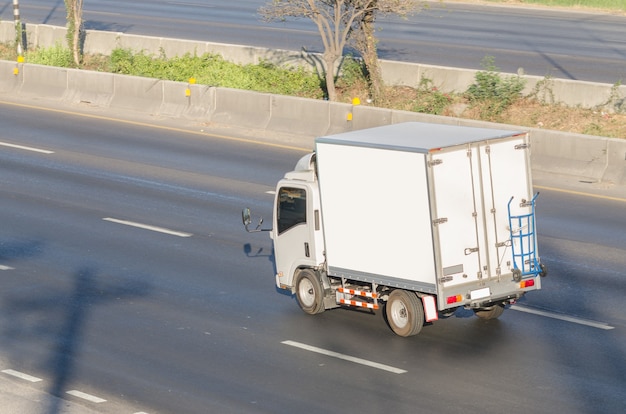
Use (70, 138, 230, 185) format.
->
(385, 290, 424, 337)
(294, 269, 325, 315)
(474, 304, 505, 320)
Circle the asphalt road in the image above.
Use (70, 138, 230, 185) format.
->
(2, 1, 626, 83)
(0, 98, 624, 414)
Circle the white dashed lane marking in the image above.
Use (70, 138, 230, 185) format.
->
(103, 217, 193, 237)
(282, 340, 407, 374)
(511, 305, 614, 330)
(0, 141, 54, 154)
(2, 369, 42, 382)
(67, 390, 107, 403)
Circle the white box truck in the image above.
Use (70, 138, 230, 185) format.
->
(243, 122, 546, 336)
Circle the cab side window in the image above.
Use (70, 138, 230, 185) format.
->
(277, 187, 307, 234)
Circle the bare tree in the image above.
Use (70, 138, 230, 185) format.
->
(259, 0, 370, 101)
(65, 0, 84, 66)
(260, 0, 421, 102)
(349, 1, 422, 103)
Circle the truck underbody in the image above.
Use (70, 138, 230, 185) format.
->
(288, 264, 543, 337)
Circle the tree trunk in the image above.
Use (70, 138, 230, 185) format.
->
(65, 0, 82, 67)
(323, 52, 339, 101)
(72, 20, 80, 66)
(360, 8, 383, 103)
(72, 1, 82, 66)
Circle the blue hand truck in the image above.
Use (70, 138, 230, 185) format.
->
(507, 193, 545, 281)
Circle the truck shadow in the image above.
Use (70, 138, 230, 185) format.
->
(242, 242, 289, 299)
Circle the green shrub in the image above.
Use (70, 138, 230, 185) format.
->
(413, 78, 453, 115)
(108, 48, 323, 98)
(25, 43, 72, 67)
(465, 56, 526, 119)
(336, 56, 367, 88)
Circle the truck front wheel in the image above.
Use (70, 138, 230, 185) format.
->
(294, 269, 325, 315)
(385, 290, 424, 337)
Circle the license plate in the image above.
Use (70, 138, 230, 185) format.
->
(470, 287, 490, 300)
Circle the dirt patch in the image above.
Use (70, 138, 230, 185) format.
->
(337, 83, 626, 139)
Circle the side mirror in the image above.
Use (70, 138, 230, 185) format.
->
(242, 208, 252, 226)
(241, 208, 270, 233)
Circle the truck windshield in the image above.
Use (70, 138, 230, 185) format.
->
(277, 187, 307, 234)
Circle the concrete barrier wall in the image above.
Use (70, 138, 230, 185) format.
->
(110, 74, 164, 115)
(0, 60, 20, 93)
(266, 94, 332, 137)
(160, 81, 215, 120)
(604, 140, 626, 185)
(0, 20, 13, 44)
(530, 132, 610, 181)
(66, 70, 115, 107)
(83, 30, 121, 55)
(2, 20, 625, 111)
(19, 63, 68, 99)
(26, 24, 66, 48)
(211, 87, 272, 130)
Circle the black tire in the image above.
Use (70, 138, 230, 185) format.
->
(474, 304, 505, 320)
(385, 290, 424, 337)
(294, 269, 325, 315)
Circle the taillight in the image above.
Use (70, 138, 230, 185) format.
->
(446, 294, 463, 304)
(520, 279, 535, 288)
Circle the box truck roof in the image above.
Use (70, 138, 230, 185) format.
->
(316, 122, 525, 153)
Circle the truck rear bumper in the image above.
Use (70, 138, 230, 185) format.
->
(439, 274, 541, 311)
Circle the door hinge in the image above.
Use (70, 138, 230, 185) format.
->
(428, 159, 443, 167)
(432, 217, 448, 226)
(464, 247, 479, 255)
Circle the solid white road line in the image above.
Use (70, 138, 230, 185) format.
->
(0, 141, 54, 154)
(103, 217, 193, 238)
(2, 369, 43, 382)
(66, 390, 107, 403)
(282, 340, 407, 374)
(0, 265, 14, 270)
(511, 305, 614, 330)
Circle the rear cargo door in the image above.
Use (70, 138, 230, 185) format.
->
(429, 145, 488, 288)
(479, 135, 533, 277)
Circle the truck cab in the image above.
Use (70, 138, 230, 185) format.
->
(271, 153, 325, 293)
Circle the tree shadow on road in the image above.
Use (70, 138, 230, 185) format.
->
(1, 262, 152, 414)
(44, 266, 151, 414)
